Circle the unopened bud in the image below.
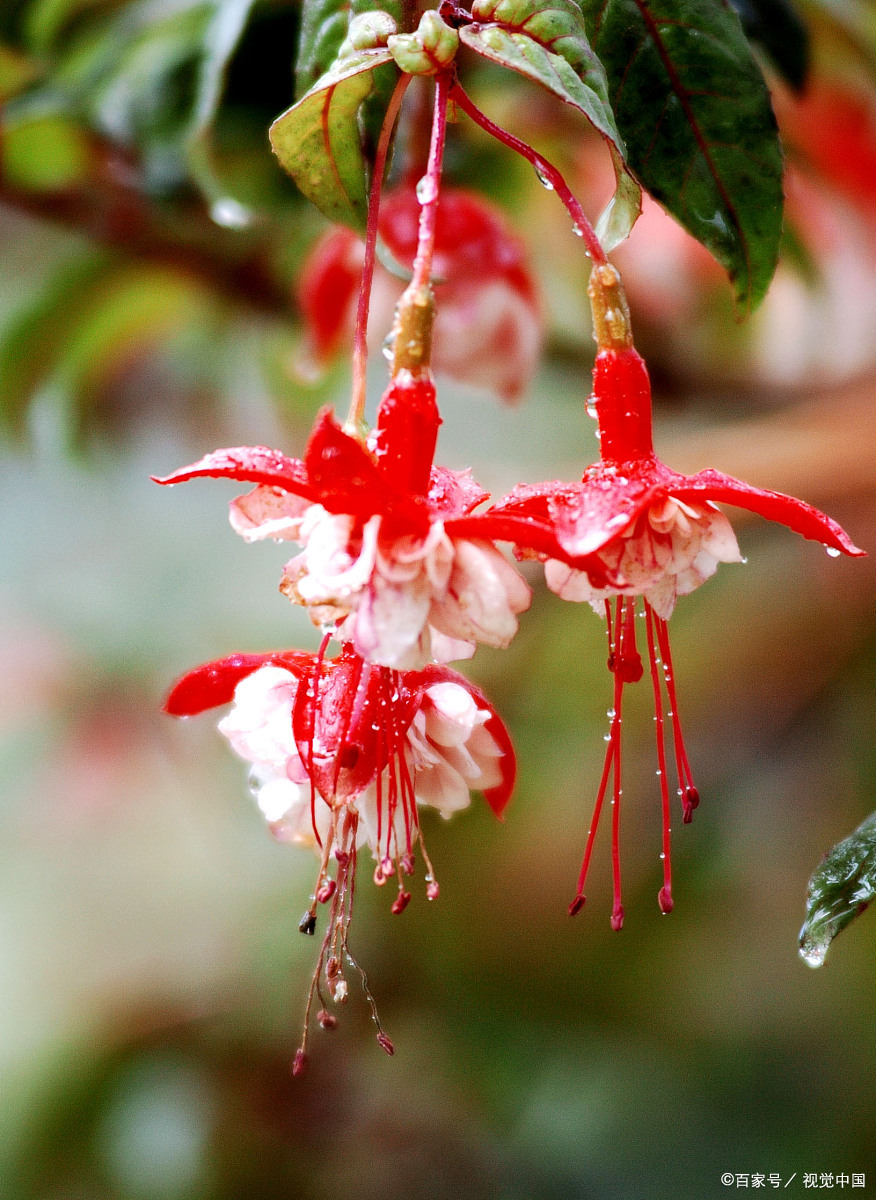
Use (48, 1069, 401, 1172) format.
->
(342, 10, 398, 53)
(388, 11, 458, 74)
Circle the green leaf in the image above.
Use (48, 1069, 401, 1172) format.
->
(269, 47, 399, 230)
(459, 0, 641, 248)
(799, 811, 876, 967)
(186, 0, 260, 224)
(579, 0, 784, 311)
(0, 111, 92, 191)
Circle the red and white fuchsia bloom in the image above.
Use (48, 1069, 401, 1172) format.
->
(487, 264, 865, 928)
(155, 372, 569, 670)
(297, 185, 542, 402)
(164, 642, 514, 1064)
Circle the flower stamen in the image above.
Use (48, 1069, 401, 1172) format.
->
(645, 603, 674, 913)
(653, 613, 699, 822)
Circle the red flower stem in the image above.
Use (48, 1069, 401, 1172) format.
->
(645, 604, 674, 913)
(449, 80, 608, 268)
(410, 70, 451, 293)
(348, 72, 412, 433)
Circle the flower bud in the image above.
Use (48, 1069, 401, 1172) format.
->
(388, 11, 459, 74)
(341, 10, 398, 54)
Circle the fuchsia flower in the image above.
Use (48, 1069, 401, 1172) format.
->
(297, 185, 542, 402)
(155, 372, 569, 671)
(487, 264, 865, 928)
(164, 640, 514, 1063)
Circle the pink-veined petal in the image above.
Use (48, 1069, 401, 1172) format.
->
(407, 665, 516, 817)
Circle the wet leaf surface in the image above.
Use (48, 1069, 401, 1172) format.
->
(800, 810, 876, 967)
(579, 0, 784, 310)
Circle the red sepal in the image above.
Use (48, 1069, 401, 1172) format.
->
(302, 408, 386, 519)
(152, 447, 314, 497)
(373, 376, 442, 499)
(164, 650, 312, 716)
(669, 468, 866, 557)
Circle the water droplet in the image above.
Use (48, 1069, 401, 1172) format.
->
(534, 164, 554, 190)
(572, 223, 583, 237)
(416, 174, 438, 204)
(826, 546, 841, 558)
(210, 197, 253, 228)
(799, 933, 830, 967)
(659, 852, 666, 860)
(586, 402, 598, 420)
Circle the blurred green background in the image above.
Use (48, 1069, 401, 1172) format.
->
(2, 1, 876, 1197)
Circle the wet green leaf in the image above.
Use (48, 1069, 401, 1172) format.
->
(799, 810, 876, 967)
(185, 0, 260, 223)
(579, 0, 784, 311)
(269, 47, 399, 230)
(460, 0, 642, 248)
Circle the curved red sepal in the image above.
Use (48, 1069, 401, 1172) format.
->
(152, 447, 314, 496)
(164, 651, 312, 716)
(407, 665, 516, 818)
(669, 468, 866, 557)
(303, 408, 386, 519)
(428, 466, 489, 519)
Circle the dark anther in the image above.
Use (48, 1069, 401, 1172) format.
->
(391, 890, 412, 914)
(438, 0, 473, 27)
(377, 1032, 395, 1056)
(298, 911, 317, 935)
(568, 895, 586, 916)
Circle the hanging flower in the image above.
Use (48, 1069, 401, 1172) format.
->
(296, 185, 542, 402)
(487, 264, 865, 927)
(154, 372, 570, 671)
(164, 641, 514, 1065)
